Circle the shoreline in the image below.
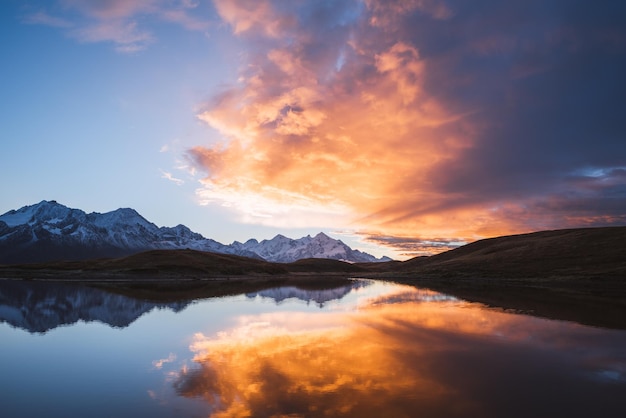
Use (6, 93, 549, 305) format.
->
(2, 273, 625, 330)
(381, 275, 626, 330)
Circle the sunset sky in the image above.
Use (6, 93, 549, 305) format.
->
(1, 0, 625, 259)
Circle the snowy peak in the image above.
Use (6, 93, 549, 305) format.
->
(159, 224, 202, 241)
(265, 234, 293, 245)
(90, 207, 154, 230)
(0, 200, 75, 227)
(314, 232, 331, 240)
(0, 201, 218, 263)
(0, 201, 391, 264)
(234, 231, 387, 263)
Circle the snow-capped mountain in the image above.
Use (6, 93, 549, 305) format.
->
(232, 232, 389, 263)
(0, 200, 235, 263)
(0, 200, 390, 264)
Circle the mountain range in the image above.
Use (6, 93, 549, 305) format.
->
(0, 200, 390, 264)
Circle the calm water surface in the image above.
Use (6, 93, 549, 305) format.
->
(1, 279, 625, 417)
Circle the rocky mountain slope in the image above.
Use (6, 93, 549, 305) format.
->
(0, 200, 389, 264)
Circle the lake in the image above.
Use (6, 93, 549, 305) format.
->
(1, 278, 625, 417)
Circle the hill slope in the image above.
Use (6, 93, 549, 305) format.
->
(397, 227, 626, 279)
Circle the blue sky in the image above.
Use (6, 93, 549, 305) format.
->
(1, 0, 625, 259)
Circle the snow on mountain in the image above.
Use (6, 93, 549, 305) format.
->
(0, 199, 79, 227)
(234, 232, 387, 263)
(0, 200, 390, 264)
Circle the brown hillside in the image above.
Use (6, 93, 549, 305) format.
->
(399, 227, 626, 278)
(0, 249, 288, 279)
(100, 249, 289, 276)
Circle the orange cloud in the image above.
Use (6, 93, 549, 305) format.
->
(191, 12, 473, 240)
(189, 3, 489, 253)
(190, 0, 626, 256)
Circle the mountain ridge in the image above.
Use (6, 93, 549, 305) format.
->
(395, 226, 626, 278)
(0, 200, 390, 264)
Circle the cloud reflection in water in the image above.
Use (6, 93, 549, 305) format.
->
(174, 285, 626, 417)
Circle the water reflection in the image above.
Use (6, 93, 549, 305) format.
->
(246, 279, 371, 306)
(0, 280, 191, 333)
(174, 285, 626, 418)
(0, 279, 373, 333)
(2, 279, 625, 417)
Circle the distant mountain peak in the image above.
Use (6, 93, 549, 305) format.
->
(271, 234, 290, 241)
(233, 231, 388, 263)
(36, 199, 61, 206)
(28, 199, 51, 207)
(0, 201, 391, 264)
(114, 207, 139, 215)
(1, 200, 74, 227)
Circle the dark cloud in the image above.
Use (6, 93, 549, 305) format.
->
(414, 0, 626, 198)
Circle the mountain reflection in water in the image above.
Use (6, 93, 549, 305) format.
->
(1, 279, 625, 418)
(0, 279, 370, 333)
(245, 279, 372, 306)
(0, 280, 191, 333)
(175, 287, 626, 418)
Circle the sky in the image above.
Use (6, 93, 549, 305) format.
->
(1, 0, 625, 260)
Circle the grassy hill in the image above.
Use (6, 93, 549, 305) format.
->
(396, 226, 626, 279)
(0, 249, 287, 279)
